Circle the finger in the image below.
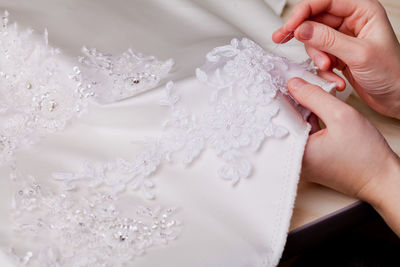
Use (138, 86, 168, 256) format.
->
(305, 45, 331, 70)
(311, 13, 344, 29)
(288, 77, 347, 124)
(305, 45, 340, 70)
(272, 29, 295, 44)
(294, 21, 360, 62)
(316, 69, 346, 91)
(273, 10, 346, 44)
(282, 0, 359, 34)
(326, 53, 338, 69)
(313, 14, 356, 37)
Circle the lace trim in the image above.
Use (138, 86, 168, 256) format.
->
(8, 172, 182, 266)
(0, 11, 172, 164)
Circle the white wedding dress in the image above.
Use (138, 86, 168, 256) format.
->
(0, 0, 335, 266)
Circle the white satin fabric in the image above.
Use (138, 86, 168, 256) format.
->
(0, 0, 330, 266)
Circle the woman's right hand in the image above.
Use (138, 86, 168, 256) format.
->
(273, 0, 400, 119)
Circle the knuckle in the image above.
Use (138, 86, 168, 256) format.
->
(320, 27, 336, 49)
(352, 43, 374, 66)
(331, 106, 358, 123)
(365, 0, 387, 19)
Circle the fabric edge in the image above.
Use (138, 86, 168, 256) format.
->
(270, 122, 311, 266)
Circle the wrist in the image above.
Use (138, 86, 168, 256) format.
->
(395, 80, 400, 120)
(382, 81, 400, 120)
(356, 152, 400, 209)
(359, 152, 400, 236)
(390, 78, 400, 120)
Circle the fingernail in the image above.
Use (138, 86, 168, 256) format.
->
(289, 78, 307, 91)
(298, 22, 313, 40)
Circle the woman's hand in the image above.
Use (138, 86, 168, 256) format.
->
(274, 0, 400, 119)
(288, 77, 400, 236)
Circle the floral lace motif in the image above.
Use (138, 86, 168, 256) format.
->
(196, 38, 294, 105)
(53, 151, 163, 199)
(9, 173, 181, 266)
(0, 10, 329, 266)
(0, 12, 173, 164)
(54, 39, 303, 200)
(78, 47, 174, 104)
(0, 11, 93, 163)
(160, 39, 291, 183)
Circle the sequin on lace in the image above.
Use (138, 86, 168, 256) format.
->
(9, 173, 182, 266)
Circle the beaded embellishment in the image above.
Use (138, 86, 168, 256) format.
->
(78, 47, 174, 103)
(9, 172, 181, 266)
(0, 11, 93, 163)
(52, 39, 297, 200)
(0, 10, 331, 266)
(0, 11, 173, 164)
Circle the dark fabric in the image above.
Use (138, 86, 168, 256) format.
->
(283, 218, 400, 267)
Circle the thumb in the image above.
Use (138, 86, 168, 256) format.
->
(288, 77, 345, 124)
(295, 21, 359, 62)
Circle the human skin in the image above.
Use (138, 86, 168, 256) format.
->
(273, 0, 400, 236)
(288, 78, 400, 237)
(273, 0, 400, 119)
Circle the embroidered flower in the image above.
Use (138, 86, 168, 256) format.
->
(203, 98, 257, 155)
(198, 38, 291, 106)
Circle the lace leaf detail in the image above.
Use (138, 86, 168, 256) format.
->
(159, 40, 293, 184)
(52, 143, 164, 200)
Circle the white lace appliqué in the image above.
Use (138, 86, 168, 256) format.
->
(53, 39, 296, 200)
(9, 173, 182, 266)
(53, 152, 163, 199)
(159, 83, 287, 184)
(160, 39, 290, 183)
(78, 47, 174, 104)
(0, 11, 173, 164)
(0, 10, 330, 267)
(1, 12, 180, 265)
(0, 11, 92, 163)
